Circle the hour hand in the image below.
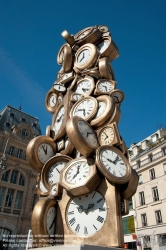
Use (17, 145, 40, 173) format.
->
(77, 206, 84, 213)
(106, 158, 114, 164)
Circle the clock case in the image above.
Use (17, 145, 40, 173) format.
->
(55, 179, 124, 248)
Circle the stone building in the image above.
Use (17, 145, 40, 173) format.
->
(124, 128, 166, 250)
(0, 105, 41, 249)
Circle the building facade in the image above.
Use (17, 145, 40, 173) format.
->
(0, 105, 41, 249)
(125, 128, 166, 250)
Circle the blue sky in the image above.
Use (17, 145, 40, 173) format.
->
(0, 0, 165, 147)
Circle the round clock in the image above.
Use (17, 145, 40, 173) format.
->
(52, 83, 66, 94)
(66, 116, 99, 157)
(26, 136, 56, 172)
(41, 154, 72, 190)
(74, 43, 98, 70)
(95, 145, 131, 184)
(74, 75, 95, 97)
(45, 90, 58, 113)
(60, 157, 101, 197)
(74, 26, 102, 46)
(57, 43, 69, 65)
(32, 197, 57, 238)
(109, 89, 125, 104)
(90, 96, 115, 128)
(70, 96, 98, 122)
(96, 36, 112, 57)
(70, 93, 83, 102)
(98, 57, 115, 80)
(52, 105, 65, 138)
(66, 190, 107, 237)
(95, 79, 116, 95)
(98, 25, 109, 33)
(74, 27, 94, 40)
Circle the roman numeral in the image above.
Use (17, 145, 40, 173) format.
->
(97, 198, 103, 203)
(93, 224, 97, 230)
(97, 216, 104, 223)
(68, 211, 74, 215)
(75, 224, 80, 232)
(92, 192, 96, 198)
(69, 217, 76, 226)
(56, 168, 60, 174)
(84, 226, 88, 235)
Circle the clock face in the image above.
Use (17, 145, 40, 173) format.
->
(111, 91, 124, 103)
(100, 128, 114, 145)
(97, 40, 110, 54)
(39, 180, 48, 193)
(58, 95, 63, 103)
(66, 191, 107, 237)
(75, 79, 92, 96)
(65, 161, 90, 184)
(37, 144, 54, 164)
(72, 98, 96, 121)
(50, 184, 58, 196)
(77, 49, 91, 65)
(98, 81, 114, 93)
(101, 149, 126, 177)
(77, 120, 98, 146)
(46, 206, 56, 235)
(48, 161, 67, 186)
(93, 101, 106, 119)
(54, 106, 65, 135)
(53, 84, 66, 93)
(49, 94, 57, 108)
(72, 93, 82, 101)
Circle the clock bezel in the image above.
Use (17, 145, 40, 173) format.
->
(109, 89, 125, 104)
(45, 89, 58, 113)
(74, 43, 98, 70)
(26, 135, 56, 173)
(90, 95, 115, 128)
(66, 116, 99, 157)
(60, 157, 101, 197)
(95, 145, 132, 184)
(41, 154, 72, 190)
(95, 79, 116, 95)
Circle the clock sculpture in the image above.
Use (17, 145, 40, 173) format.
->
(26, 25, 138, 248)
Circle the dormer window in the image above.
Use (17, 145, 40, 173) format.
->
(5, 123, 10, 128)
(20, 129, 28, 137)
(151, 134, 158, 142)
(10, 113, 14, 117)
(21, 118, 26, 122)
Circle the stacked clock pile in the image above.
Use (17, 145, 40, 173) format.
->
(27, 25, 138, 248)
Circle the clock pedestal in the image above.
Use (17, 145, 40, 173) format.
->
(55, 179, 124, 248)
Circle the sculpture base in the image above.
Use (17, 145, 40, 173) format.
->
(30, 245, 124, 250)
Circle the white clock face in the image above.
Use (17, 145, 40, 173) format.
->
(53, 84, 66, 92)
(97, 40, 110, 54)
(37, 144, 54, 164)
(77, 49, 91, 65)
(57, 139, 64, 150)
(46, 207, 56, 235)
(75, 80, 91, 96)
(100, 128, 114, 145)
(50, 184, 57, 196)
(93, 101, 106, 119)
(98, 81, 113, 93)
(39, 180, 48, 193)
(65, 161, 90, 184)
(48, 161, 67, 185)
(67, 191, 107, 237)
(49, 95, 57, 108)
(101, 149, 126, 177)
(78, 120, 98, 146)
(58, 95, 63, 103)
(78, 30, 89, 39)
(54, 106, 65, 135)
(73, 99, 95, 120)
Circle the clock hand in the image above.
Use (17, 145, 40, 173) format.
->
(77, 206, 84, 213)
(104, 85, 107, 91)
(84, 204, 94, 215)
(103, 131, 108, 140)
(106, 158, 114, 164)
(49, 216, 56, 231)
(42, 145, 47, 155)
(71, 165, 81, 179)
(57, 114, 64, 123)
(82, 88, 89, 93)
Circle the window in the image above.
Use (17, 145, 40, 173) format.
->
(0, 187, 6, 206)
(163, 148, 166, 155)
(19, 174, 25, 186)
(17, 149, 22, 158)
(14, 191, 23, 209)
(128, 198, 133, 210)
(163, 163, 166, 174)
(152, 186, 159, 201)
(143, 236, 150, 247)
(1, 170, 10, 182)
(138, 174, 142, 185)
(141, 213, 147, 227)
(137, 161, 141, 168)
(155, 210, 162, 224)
(8, 146, 15, 156)
(149, 168, 155, 180)
(158, 234, 166, 246)
(149, 154, 153, 162)
(139, 191, 145, 205)
(5, 189, 14, 207)
(20, 129, 28, 137)
(10, 170, 18, 184)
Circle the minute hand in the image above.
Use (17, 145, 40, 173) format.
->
(106, 158, 114, 164)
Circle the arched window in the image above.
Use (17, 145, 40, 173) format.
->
(20, 129, 28, 137)
(1, 170, 25, 186)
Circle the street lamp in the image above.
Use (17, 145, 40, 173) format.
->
(0, 138, 9, 170)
